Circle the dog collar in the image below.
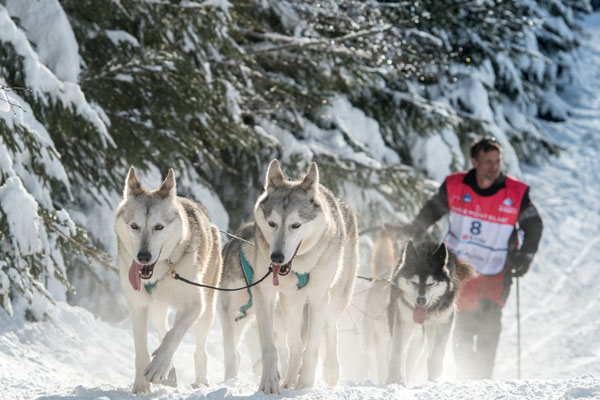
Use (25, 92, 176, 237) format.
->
(236, 249, 309, 321)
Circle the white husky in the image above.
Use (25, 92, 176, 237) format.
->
(114, 167, 222, 394)
(241, 159, 359, 394)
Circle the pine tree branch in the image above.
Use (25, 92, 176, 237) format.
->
(134, 0, 220, 9)
(0, 85, 31, 116)
(233, 24, 393, 60)
(43, 217, 118, 273)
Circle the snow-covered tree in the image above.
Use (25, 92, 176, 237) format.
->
(0, 0, 591, 319)
(0, 0, 115, 319)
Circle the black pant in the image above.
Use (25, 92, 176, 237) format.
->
(453, 299, 503, 380)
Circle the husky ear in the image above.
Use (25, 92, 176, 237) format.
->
(124, 166, 144, 198)
(402, 240, 419, 264)
(300, 162, 319, 191)
(158, 168, 176, 198)
(266, 159, 285, 188)
(434, 242, 449, 268)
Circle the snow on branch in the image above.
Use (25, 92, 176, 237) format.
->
(43, 217, 118, 273)
(0, 7, 115, 148)
(136, 0, 231, 13)
(236, 24, 393, 59)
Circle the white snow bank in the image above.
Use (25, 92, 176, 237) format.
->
(1, 302, 599, 400)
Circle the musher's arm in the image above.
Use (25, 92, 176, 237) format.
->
(510, 188, 543, 277)
(409, 180, 450, 239)
(517, 188, 543, 254)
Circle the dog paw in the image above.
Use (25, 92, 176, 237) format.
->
(281, 376, 297, 389)
(132, 378, 150, 394)
(258, 374, 281, 395)
(191, 375, 208, 389)
(144, 349, 173, 384)
(323, 366, 339, 387)
(295, 375, 315, 391)
(386, 376, 406, 386)
(191, 382, 206, 389)
(161, 367, 177, 387)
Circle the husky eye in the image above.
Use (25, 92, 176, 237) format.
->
(291, 223, 301, 229)
(155, 224, 164, 231)
(427, 282, 437, 287)
(268, 221, 276, 228)
(130, 223, 139, 230)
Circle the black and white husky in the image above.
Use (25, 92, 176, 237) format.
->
(387, 241, 475, 385)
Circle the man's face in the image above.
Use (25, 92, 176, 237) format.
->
(471, 149, 501, 182)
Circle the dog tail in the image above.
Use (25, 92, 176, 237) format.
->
(371, 226, 397, 280)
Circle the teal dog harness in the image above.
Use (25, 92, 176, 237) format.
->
(236, 248, 308, 321)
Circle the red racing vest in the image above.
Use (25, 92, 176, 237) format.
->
(445, 172, 528, 311)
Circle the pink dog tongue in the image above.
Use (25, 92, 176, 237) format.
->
(129, 260, 143, 292)
(413, 307, 427, 324)
(271, 265, 280, 286)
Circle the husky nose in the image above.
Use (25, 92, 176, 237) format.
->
(137, 251, 152, 264)
(270, 251, 285, 265)
(416, 297, 426, 307)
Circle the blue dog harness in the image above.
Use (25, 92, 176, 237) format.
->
(236, 248, 308, 321)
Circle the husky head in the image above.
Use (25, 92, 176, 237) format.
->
(394, 241, 451, 324)
(254, 159, 327, 286)
(115, 167, 185, 291)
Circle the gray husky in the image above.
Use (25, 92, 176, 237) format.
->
(238, 159, 358, 394)
(114, 167, 222, 394)
(387, 241, 475, 385)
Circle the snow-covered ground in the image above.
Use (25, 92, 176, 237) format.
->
(2, 11, 600, 400)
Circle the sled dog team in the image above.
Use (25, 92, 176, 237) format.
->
(115, 160, 476, 394)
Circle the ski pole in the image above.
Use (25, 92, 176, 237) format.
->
(516, 276, 522, 379)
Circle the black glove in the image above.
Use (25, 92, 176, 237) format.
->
(509, 251, 534, 278)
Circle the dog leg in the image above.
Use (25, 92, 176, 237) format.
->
(362, 305, 388, 383)
(322, 313, 340, 387)
(129, 303, 151, 394)
(405, 328, 425, 384)
(426, 318, 453, 381)
(296, 296, 327, 390)
(387, 314, 414, 385)
(274, 309, 289, 380)
(144, 303, 202, 384)
(149, 303, 177, 387)
(243, 319, 263, 377)
(220, 299, 247, 381)
(375, 329, 390, 383)
(255, 287, 280, 394)
(193, 289, 217, 387)
(279, 294, 303, 389)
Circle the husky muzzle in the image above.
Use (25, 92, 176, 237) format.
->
(270, 241, 302, 286)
